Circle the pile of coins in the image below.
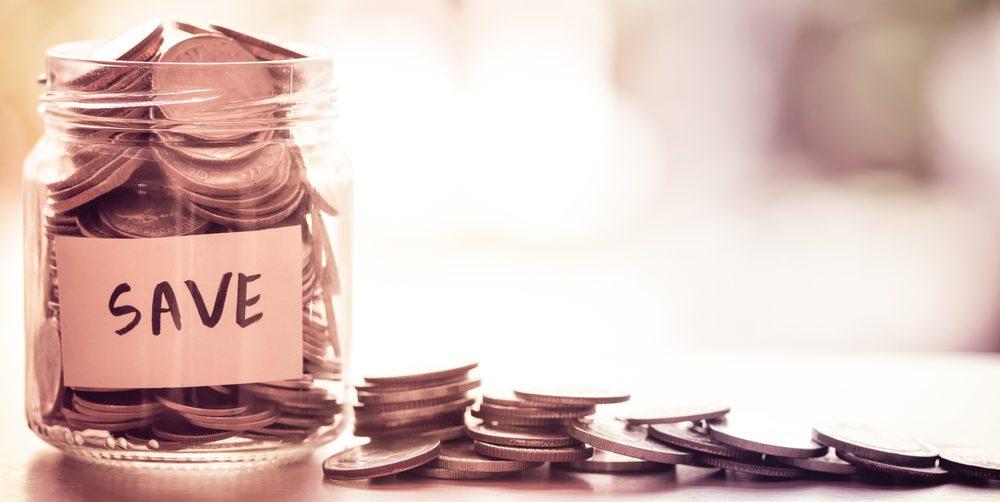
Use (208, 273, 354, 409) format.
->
(36, 19, 345, 450)
(352, 362, 481, 443)
(324, 365, 1000, 485)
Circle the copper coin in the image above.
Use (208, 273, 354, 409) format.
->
(322, 437, 442, 480)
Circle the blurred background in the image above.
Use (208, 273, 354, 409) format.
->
(3, 0, 1000, 382)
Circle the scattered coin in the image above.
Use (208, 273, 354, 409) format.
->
(647, 422, 761, 461)
(938, 448, 1000, 481)
(465, 419, 578, 448)
(322, 437, 441, 480)
(427, 440, 542, 473)
(707, 415, 827, 458)
(557, 449, 671, 474)
(693, 454, 805, 479)
(835, 450, 950, 482)
(473, 440, 594, 463)
(568, 419, 693, 464)
(619, 404, 730, 425)
(363, 361, 479, 385)
(812, 424, 938, 468)
(771, 449, 861, 476)
(513, 386, 630, 406)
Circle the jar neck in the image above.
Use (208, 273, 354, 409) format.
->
(39, 41, 336, 145)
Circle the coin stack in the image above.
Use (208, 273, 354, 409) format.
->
(326, 375, 1000, 484)
(38, 20, 345, 450)
(353, 362, 481, 442)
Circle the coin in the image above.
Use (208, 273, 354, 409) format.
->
(812, 424, 938, 468)
(69, 19, 164, 90)
(470, 407, 570, 428)
(557, 449, 671, 474)
(428, 440, 542, 473)
(771, 449, 861, 476)
(322, 437, 442, 480)
(938, 448, 1000, 481)
(356, 377, 481, 405)
(619, 404, 730, 425)
(155, 387, 253, 417)
(482, 389, 592, 410)
(513, 386, 630, 406)
(473, 440, 594, 463)
(207, 23, 308, 61)
(97, 187, 210, 238)
(707, 415, 827, 459)
(153, 34, 274, 140)
(835, 450, 950, 482)
(465, 419, 578, 448)
(477, 402, 595, 420)
(693, 454, 805, 479)
(363, 361, 479, 385)
(568, 419, 693, 464)
(647, 422, 761, 461)
(354, 397, 474, 425)
(408, 467, 517, 480)
(33, 318, 63, 418)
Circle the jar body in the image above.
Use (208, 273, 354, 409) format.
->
(23, 49, 352, 467)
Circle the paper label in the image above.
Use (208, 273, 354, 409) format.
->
(55, 226, 303, 388)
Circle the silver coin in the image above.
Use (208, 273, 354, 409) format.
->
(482, 389, 592, 410)
(771, 449, 860, 475)
(32, 318, 63, 418)
(568, 419, 693, 465)
(408, 467, 517, 480)
(693, 454, 804, 479)
(812, 424, 938, 468)
(477, 402, 595, 420)
(835, 450, 950, 482)
(356, 377, 481, 405)
(465, 419, 578, 448)
(322, 437, 441, 480)
(362, 361, 478, 385)
(513, 385, 630, 406)
(618, 404, 730, 425)
(938, 448, 1000, 481)
(557, 449, 671, 474)
(647, 422, 761, 461)
(708, 415, 827, 459)
(428, 440, 542, 473)
(473, 440, 594, 463)
(470, 407, 570, 428)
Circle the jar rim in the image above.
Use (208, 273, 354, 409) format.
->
(46, 39, 334, 68)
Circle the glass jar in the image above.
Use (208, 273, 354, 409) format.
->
(23, 37, 352, 467)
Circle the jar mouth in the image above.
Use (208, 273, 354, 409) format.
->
(46, 39, 333, 67)
(40, 39, 337, 141)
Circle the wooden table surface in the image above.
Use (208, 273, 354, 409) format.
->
(3, 349, 998, 501)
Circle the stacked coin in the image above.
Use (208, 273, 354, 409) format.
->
(38, 20, 346, 450)
(465, 387, 631, 467)
(353, 362, 481, 442)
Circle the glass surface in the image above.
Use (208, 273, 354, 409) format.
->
(23, 43, 352, 467)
